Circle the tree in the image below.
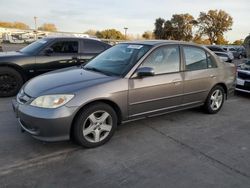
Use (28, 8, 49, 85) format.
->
(216, 35, 228, 45)
(192, 34, 211, 45)
(153, 18, 165, 39)
(38, 23, 57, 32)
(233, 39, 243, 45)
(197, 9, 233, 44)
(142, 31, 154, 39)
(0, 21, 12, 28)
(170, 14, 195, 41)
(162, 20, 173, 39)
(96, 29, 124, 40)
(0, 21, 29, 29)
(12, 22, 29, 29)
(153, 14, 196, 41)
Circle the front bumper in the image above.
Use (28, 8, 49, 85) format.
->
(235, 78, 250, 94)
(12, 99, 78, 142)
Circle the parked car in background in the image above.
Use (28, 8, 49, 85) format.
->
(0, 37, 111, 97)
(13, 40, 236, 148)
(213, 52, 232, 62)
(235, 46, 247, 58)
(206, 45, 234, 63)
(222, 46, 241, 59)
(236, 59, 250, 93)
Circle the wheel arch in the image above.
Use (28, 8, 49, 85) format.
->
(212, 82, 228, 98)
(0, 62, 27, 81)
(70, 99, 123, 139)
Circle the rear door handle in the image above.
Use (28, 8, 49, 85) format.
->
(172, 79, 182, 85)
(210, 75, 216, 79)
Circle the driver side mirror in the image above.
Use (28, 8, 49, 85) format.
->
(44, 48, 54, 56)
(136, 67, 155, 78)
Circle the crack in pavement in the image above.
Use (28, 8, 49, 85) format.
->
(145, 124, 250, 180)
(0, 147, 81, 177)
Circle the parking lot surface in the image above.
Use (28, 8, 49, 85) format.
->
(0, 91, 250, 187)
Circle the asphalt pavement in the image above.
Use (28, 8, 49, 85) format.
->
(0, 92, 250, 188)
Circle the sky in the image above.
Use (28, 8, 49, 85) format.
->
(0, 0, 249, 42)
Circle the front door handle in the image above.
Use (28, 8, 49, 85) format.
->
(72, 56, 79, 60)
(210, 75, 216, 79)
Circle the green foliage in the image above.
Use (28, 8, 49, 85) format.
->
(197, 9, 233, 44)
(153, 18, 165, 39)
(38, 23, 57, 32)
(153, 10, 233, 44)
(153, 14, 195, 41)
(96, 29, 125, 40)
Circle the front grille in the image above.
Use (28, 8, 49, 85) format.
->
(238, 72, 250, 80)
(17, 91, 31, 104)
(236, 81, 250, 91)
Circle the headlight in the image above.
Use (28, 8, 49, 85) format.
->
(30, 95, 74, 108)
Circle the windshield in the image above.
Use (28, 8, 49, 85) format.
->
(20, 39, 49, 54)
(84, 43, 152, 76)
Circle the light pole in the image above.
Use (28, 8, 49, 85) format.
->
(124, 27, 128, 40)
(34, 16, 38, 40)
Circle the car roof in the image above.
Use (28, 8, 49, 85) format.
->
(121, 40, 200, 46)
(43, 36, 101, 41)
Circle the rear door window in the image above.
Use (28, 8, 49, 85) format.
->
(184, 46, 217, 71)
(50, 41, 79, 53)
(83, 40, 106, 54)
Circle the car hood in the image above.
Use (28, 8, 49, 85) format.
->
(23, 67, 118, 97)
(0, 51, 25, 58)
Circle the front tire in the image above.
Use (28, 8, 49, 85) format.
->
(0, 67, 23, 97)
(73, 103, 117, 148)
(204, 86, 225, 114)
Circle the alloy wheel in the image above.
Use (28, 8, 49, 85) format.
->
(82, 111, 113, 143)
(210, 89, 223, 111)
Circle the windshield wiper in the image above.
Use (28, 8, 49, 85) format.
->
(83, 66, 113, 76)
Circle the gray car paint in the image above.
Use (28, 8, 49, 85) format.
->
(13, 41, 236, 142)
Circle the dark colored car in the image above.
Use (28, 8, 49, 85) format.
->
(206, 45, 234, 62)
(13, 40, 236, 148)
(213, 52, 232, 62)
(235, 46, 247, 58)
(0, 37, 111, 97)
(236, 59, 250, 93)
(222, 46, 241, 59)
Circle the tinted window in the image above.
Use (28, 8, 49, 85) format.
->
(50, 41, 78, 53)
(184, 46, 207, 71)
(141, 45, 180, 74)
(208, 46, 224, 52)
(84, 40, 105, 53)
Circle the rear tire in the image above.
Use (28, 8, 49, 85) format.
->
(0, 67, 23, 97)
(203, 86, 225, 114)
(73, 102, 117, 148)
